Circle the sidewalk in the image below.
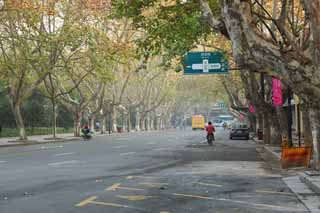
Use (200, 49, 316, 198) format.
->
(0, 133, 78, 147)
(252, 137, 320, 212)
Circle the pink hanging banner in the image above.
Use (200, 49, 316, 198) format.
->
(272, 78, 283, 107)
(249, 104, 255, 113)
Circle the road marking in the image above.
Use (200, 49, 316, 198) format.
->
(173, 193, 307, 211)
(75, 196, 97, 207)
(48, 160, 81, 166)
(160, 212, 173, 213)
(256, 190, 294, 196)
(120, 152, 136, 156)
(114, 145, 127, 149)
(147, 142, 156, 145)
(105, 183, 144, 191)
(75, 196, 146, 210)
(195, 182, 222, 188)
(126, 176, 153, 180)
(41, 145, 63, 150)
(152, 148, 169, 151)
(0, 161, 7, 163)
(139, 182, 168, 188)
(54, 152, 74, 157)
(117, 195, 155, 201)
(173, 193, 211, 200)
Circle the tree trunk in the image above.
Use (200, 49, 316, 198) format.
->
(302, 105, 313, 147)
(310, 109, 320, 170)
(11, 99, 27, 141)
(135, 111, 140, 131)
(101, 116, 106, 134)
(111, 106, 117, 132)
(90, 115, 95, 131)
(127, 111, 131, 132)
(263, 113, 271, 144)
(73, 111, 82, 137)
(51, 97, 57, 139)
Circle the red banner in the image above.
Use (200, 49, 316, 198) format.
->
(272, 78, 283, 106)
(249, 104, 255, 113)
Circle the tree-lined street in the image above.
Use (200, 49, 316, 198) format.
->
(0, 128, 312, 212)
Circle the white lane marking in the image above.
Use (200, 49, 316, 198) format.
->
(41, 145, 63, 150)
(147, 142, 156, 145)
(0, 161, 7, 163)
(119, 152, 136, 156)
(114, 145, 127, 149)
(115, 138, 129, 141)
(48, 160, 82, 166)
(54, 152, 75, 157)
(152, 148, 170, 151)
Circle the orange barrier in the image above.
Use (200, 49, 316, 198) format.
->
(281, 147, 312, 169)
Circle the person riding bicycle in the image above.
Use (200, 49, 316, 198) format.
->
(206, 121, 215, 142)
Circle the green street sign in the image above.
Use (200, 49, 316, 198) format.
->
(183, 51, 229, 75)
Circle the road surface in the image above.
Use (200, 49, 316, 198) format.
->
(0, 128, 307, 212)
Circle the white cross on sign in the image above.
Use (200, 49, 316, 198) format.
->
(191, 61, 221, 72)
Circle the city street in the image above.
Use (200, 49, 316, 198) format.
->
(0, 128, 308, 213)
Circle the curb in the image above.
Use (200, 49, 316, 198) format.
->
(0, 137, 80, 148)
(263, 145, 281, 161)
(300, 173, 320, 194)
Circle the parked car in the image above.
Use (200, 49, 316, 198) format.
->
(229, 123, 250, 140)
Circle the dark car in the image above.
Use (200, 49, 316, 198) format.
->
(229, 123, 250, 140)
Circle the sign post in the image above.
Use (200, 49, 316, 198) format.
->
(183, 51, 228, 75)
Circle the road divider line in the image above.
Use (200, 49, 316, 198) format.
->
(106, 183, 144, 191)
(75, 196, 146, 210)
(173, 193, 211, 200)
(75, 196, 97, 207)
(195, 182, 223, 188)
(114, 145, 127, 149)
(120, 152, 136, 156)
(48, 160, 81, 166)
(0, 161, 7, 163)
(54, 152, 74, 157)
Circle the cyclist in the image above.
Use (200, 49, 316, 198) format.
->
(205, 121, 215, 145)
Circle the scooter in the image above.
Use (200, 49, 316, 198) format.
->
(207, 134, 214, 146)
(81, 129, 93, 140)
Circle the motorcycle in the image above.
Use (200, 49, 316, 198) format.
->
(81, 129, 93, 140)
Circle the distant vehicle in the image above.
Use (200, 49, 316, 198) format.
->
(218, 115, 236, 128)
(229, 123, 250, 140)
(192, 115, 205, 130)
(213, 119, 223, 127)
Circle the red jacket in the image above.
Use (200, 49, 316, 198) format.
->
(206, 124, 215, 135)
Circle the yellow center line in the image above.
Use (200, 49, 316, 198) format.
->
(173, 193, 212, 200)
(75, 196, 97, 207)
(195, 182, 223, 187)
(105, 183, 144, 191)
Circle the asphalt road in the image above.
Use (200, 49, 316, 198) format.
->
(0, 128, 308, 213)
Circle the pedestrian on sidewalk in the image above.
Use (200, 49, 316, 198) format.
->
(0, 125, 2, 137)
